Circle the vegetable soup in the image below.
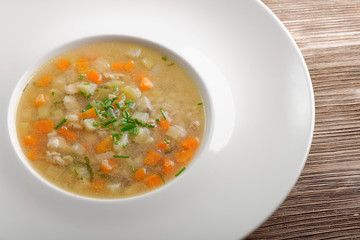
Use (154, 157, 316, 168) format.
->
(16, 42, 205, 199)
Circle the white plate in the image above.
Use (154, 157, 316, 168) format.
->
(0, 0, 314, 239)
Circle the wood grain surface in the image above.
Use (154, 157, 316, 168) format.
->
(247, 1, 360, 239)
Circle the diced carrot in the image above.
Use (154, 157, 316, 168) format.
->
(159, 119, 170, 131)
(82, 143, 89, 149)
(100, 159, 118, 173)
(23, 134, 38, 146)
(140, 77, 153, 91)
(27, 149, 39, 161)
(96, 136, 113, 153)
(112, 62, 124, 71)
(174, 149, 192, 164)
(37, 76, 53, 87)
(124, 61, 135, 72)
(34, 94, 46, 108)
(181, 137, 200, 150)
(34, 120, 54, 134)
(145, 174, 162, 188)
(162, 158, 175, 175)
(57, 59, 70, 71)
(87, 69, 102, 84)
(76, 59, 89, 73)
(134, 71, 147, 82)
(156, 141, 170, 151)
(134, 168, 147, 181)
(58, 126, 77, 142)
(92, 178, 105, 190)
(78, 108, 97, 120)
(144, 150, 162, 166)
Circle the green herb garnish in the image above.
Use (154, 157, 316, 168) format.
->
(23, 83, 29, 92)
(113, 155, 129, 158)
(54, 101, 64, 105)
(160, 108, 167, 119)
(84, 82, 90, 85)
(175, 167, 186, 177)
(198, 102, 203, 105)
(84, 157, 94, 182)
(51, 91, 55, 96)
(155, 118, 160, 122)
(121, 124, 136, 131)
(78, 75, 84, 80)
(103, 118, 118, 127)
(113, 86, 118, 91)
(74, 169, 78, 175)
(54, 118, 67, 129)
(164, 138, 170, 144)
(161, 56, 167, 61)
(92, 122, 100, 127)
(131, 165, 135, 173)
(79, 91, 87, 96)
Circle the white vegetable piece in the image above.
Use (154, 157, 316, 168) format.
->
(82, 119, 97, 131)
(126, 48, 141, 58)
(137, 96, 152, 112)
(77, 82, 97, 96)
(103, 73, 125, 80)
(134, 128, 154, 144)
(38, 105, 50, 119)
(93, 57, 110, 73)
(107, 183, 121, 191)
(72, 143, 85, 155)
(141, 58, 155, 70)
(122, 86, 141, 100)
(131, 112, 149, 123)
(113, 132, 129, 153)
(66, 114, 79, 122)
(47, 136, 68, 152)
(64, 96, 80, 111)
(166, 125, 186, 140)
(64, 83, 78, 94)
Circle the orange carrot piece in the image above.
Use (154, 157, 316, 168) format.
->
(58, 126, 77, 142)
(57, 59, 70, 71)
(159, 119, 170, 131)
(144, 150, 162, 166)
(92, 178, 105, 190)
(34, 94, 46, 108)
(112, 62, 124, 71)
(145, 174, 162, 188)
(34, 120, 54, 134)
(27, 149, 39, 161)
(76, 59, 89, 73)
(37, 76, 53, 87)
(134, 168, 147, 181)
(96, 136, 113, 153)
(162, 158, 175, 175)
(78, 108, 97, 120)
(135, 71, 147, 82)
(156, 141, 170, 151)
(140, 77, 153, 91)
(181, 137, 200, 150)
(87, 69, 102, 84)
(124, 61, 135, 72)
(174, 149, 192, 164)
(23, 134, 38, 146)
(101, 159, 117, 173)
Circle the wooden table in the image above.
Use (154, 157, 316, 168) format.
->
(247, 1, 360, 239)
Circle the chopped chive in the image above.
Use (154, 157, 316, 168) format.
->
(160, 108, 167, 119)
(94, 107, 100, 117)
(123, 143, 128, 148)
(175, 167, 186, 177)
(23, 83, 29, 92)
(74, 169, 78, 175)
(103, 118, 117, 127)
(198, 102, 203, 105)
(131, 165, 135, 173)
(108, 108, 115, 118)
(128, 102, 135, 109)
(79, 91, 87, 96)
(115, 101, 121, 109)
(168, 63, 175, 66)
(155, 118, 160, 122)
(161, 56, 167, 61)
(164, 138, 170, 144)
(124, 111, 130, 118)
(92, 122, 100, 127)
(84, 157, 94, 182)
(148, 124, 155, 128)
(51, 91, 55, 96)
(113, 86, 118, 91)
(78, 74, 84, 80)
(113, 155, 129, 158)
(129, 127, 139, 136)
(125, 100, 133, 104)
(84, 82, 90, 85)
(54, 101, 63, 105)
(121, 124, 136, 131)
(98, 173, 112, 179)
(54, 118, 67, 129)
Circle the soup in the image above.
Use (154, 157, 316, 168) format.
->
(16, 42, 205, 199)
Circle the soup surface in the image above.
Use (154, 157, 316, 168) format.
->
(16, 42, 205, 199)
